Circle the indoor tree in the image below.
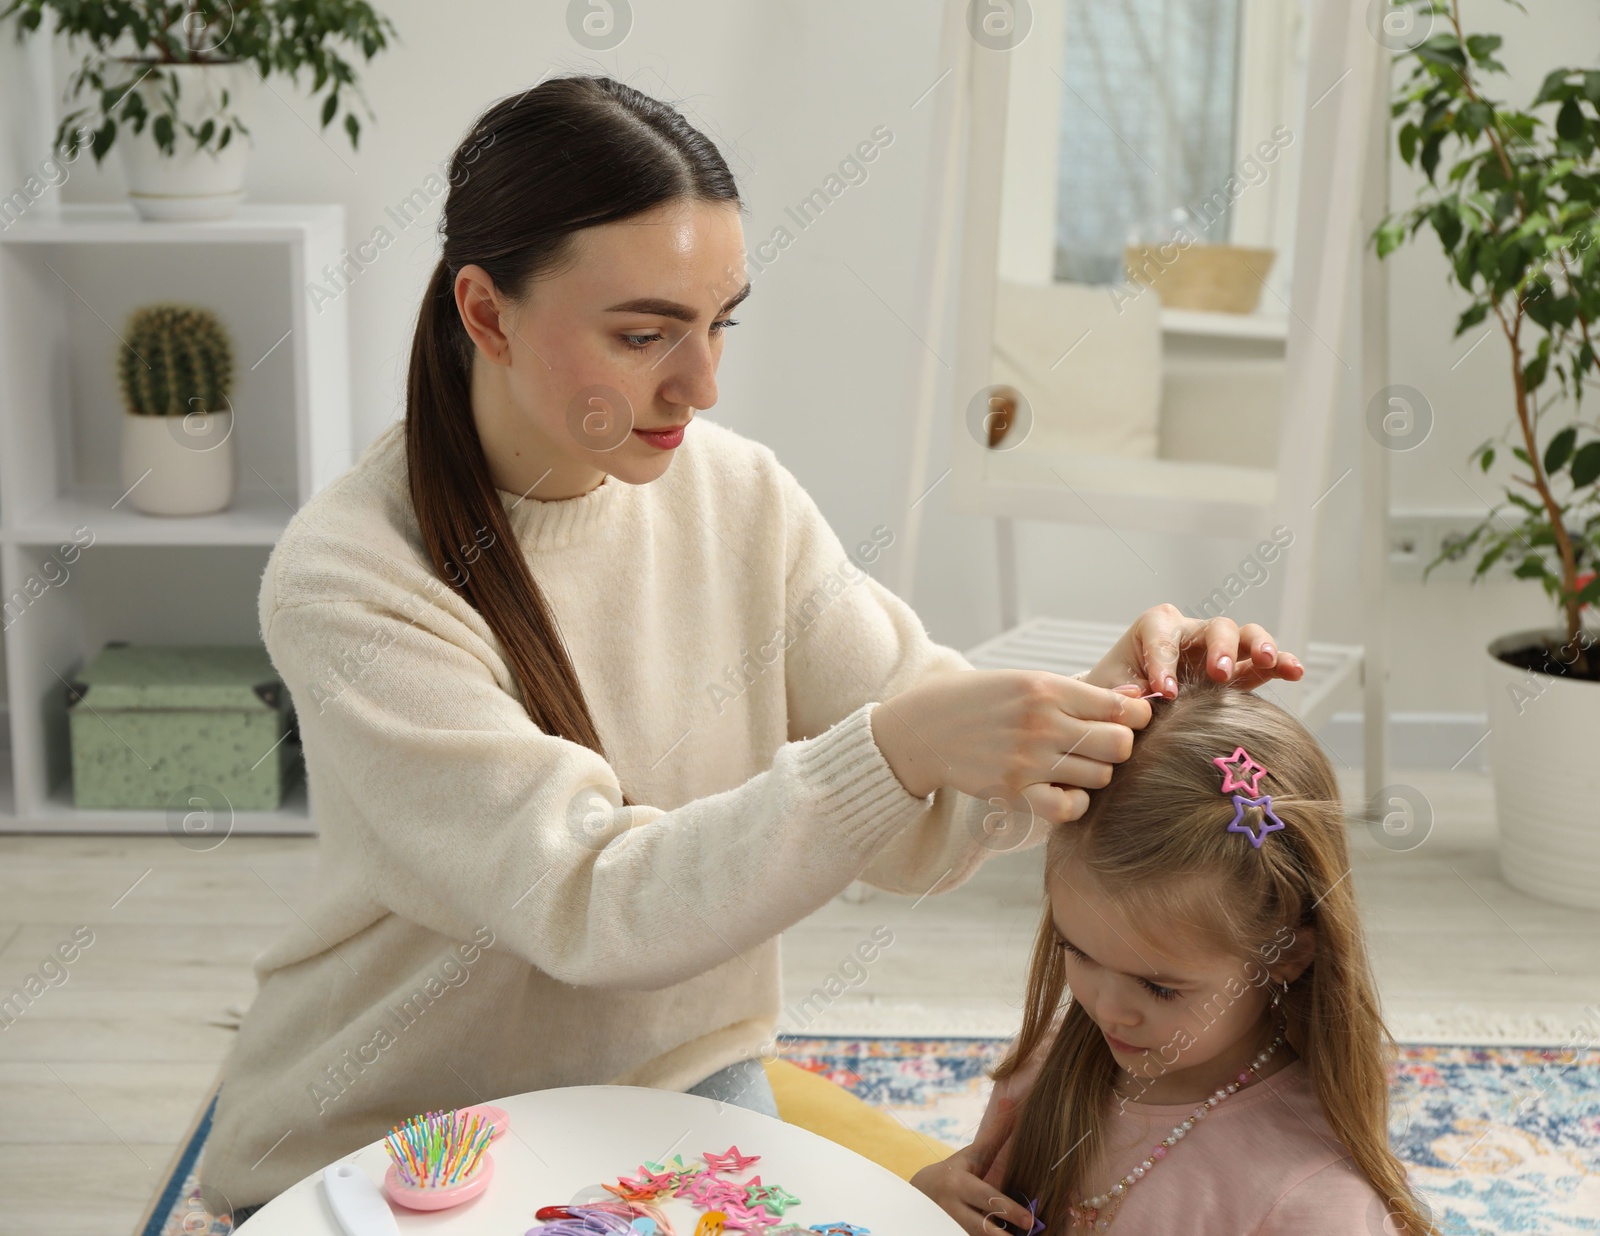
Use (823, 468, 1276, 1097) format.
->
(1375, 0, 1600, 677)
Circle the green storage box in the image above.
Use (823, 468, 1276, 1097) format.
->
(65, 643, 297, 810)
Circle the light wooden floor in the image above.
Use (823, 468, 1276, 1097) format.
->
(1, 767, 1596, 1235)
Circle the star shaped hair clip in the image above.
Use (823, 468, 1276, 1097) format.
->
(702, 1145, 761, 1174)
(1226, 793, 1286, 848)
(1212, 745, 1269, 796)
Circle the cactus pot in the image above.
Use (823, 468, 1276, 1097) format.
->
(1486, 627, 1600, 910)
(121, 409, 236, 516)
(115, 62, 254, 222)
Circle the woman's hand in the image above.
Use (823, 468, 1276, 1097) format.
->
(870, 669, 1151, 822)
(910, 1110, 1037, 1235)
(1083, 604, 1305, 698)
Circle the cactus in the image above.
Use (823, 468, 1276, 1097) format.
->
(118, 304, 235, 416)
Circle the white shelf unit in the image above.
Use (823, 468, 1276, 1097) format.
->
(0, 204, 350, 833)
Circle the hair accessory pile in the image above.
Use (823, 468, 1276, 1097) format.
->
(1211, 745, 1285, 848)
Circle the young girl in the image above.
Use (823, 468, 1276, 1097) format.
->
(912, 674, 1434, 1234)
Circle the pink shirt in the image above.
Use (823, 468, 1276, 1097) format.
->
(976, 1032, 1381, 1234)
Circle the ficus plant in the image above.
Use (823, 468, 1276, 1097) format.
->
(0, 1, 395, 163)
(1374, 0, 1599, 677)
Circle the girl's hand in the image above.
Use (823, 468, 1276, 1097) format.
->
(1083, 604, 1305, 698)
(871, 669, 1151, 822)
(910, 1109, 1037, 1235)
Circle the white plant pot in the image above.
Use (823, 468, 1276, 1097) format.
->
(1486, 626, 1600, 910)
(121, 409, 236, 516)
(115, 62, 254, 221)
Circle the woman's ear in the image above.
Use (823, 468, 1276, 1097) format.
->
(1270, 924, 1316, 986)
(454, 263, 512, 364)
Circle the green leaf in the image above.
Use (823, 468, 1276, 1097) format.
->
(1417, 38, 1469, 71)
(152, 113, 174, 154)
(1459, 101, 1492, 136)
(1586, 71, 1600, 106)
(1514, 555, 1550, 580)
(321, 91, 338, 128)
(1537, 69, 1572, 107)
(344, 112, 360, 148)
(1456, 301, 1491, 335)
(1481, 446, 1496, 472)
(1421, 132, 1446, 182)
(1558, 98, 1586, 143)
(1573, 441, 1600, 487)
(1376, 219, 1409, 259)
(1466, 33, 1503, 62)
(1432, 202, 1464, 251)
(1473, 541, 1509, 578)
(1399, 122, 1420, 166)
(89, 119, 116, 163)
(1546, 425, 1578, 474)
(1525, 351, 1550, 393)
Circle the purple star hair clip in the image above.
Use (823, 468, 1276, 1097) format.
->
(1226, 794, 1286, 848)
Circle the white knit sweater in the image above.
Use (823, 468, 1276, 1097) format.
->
(200, 414, 1001, 1207)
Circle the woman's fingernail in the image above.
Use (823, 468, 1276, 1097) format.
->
(1217, 655, 1233, 676)
(1262, 642, 1276, 659)
(1164, 675, 1177, 696)
(1113, 683, 1143, 696)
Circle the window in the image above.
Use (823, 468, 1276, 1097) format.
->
(1054, 0, 1244, 284)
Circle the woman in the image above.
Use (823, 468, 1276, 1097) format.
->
(200, 74, 1302, 1219)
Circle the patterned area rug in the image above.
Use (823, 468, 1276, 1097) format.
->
(142, 1038, 1600, 1235)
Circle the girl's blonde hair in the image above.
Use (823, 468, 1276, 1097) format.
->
(995, 672, 1432, 1233)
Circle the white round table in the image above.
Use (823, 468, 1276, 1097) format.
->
(235, 1084, 966, 1235)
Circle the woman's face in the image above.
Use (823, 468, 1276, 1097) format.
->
(456, 197, 749, 497)
(1045, 848, 1302, 1094)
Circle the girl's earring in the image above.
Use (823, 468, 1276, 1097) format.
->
(1271, 978, 1288, 1008)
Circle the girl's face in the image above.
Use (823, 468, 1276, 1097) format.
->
(455, 198, 749, 497)
(1046, 848, 1306, 1092)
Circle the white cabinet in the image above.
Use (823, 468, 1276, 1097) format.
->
(0, 204, 351, 833)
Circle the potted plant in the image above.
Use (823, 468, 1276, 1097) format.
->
(119, 304, 237, 515)
(1375, 0, 1600, 909)
(1, 0, 395, 220)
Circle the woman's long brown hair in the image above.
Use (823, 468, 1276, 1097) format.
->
(405, 77, 741, 805)
(996, 673, 1434, 1233)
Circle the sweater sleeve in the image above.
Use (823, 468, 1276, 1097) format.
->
(262, 588, 943, 993)
(770, 460, 1040, 896)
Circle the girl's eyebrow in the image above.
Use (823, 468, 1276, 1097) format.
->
(1051, 915, 1193, 987)
(605, 282, 752, 321)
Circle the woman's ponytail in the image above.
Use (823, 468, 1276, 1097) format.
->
(406, 256, 632, 803)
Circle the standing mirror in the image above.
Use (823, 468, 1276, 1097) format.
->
(909, 0, 1390, 731)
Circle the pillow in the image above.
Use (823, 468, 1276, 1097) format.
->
(989, 278, 1162, 458)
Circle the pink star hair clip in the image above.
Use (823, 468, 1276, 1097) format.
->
(1212, 745, 1284, 848)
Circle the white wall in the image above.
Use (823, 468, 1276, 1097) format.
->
(4, 0, 1594, 724)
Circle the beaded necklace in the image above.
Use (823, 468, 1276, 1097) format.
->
(1065, 1021, 1288, 1232)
